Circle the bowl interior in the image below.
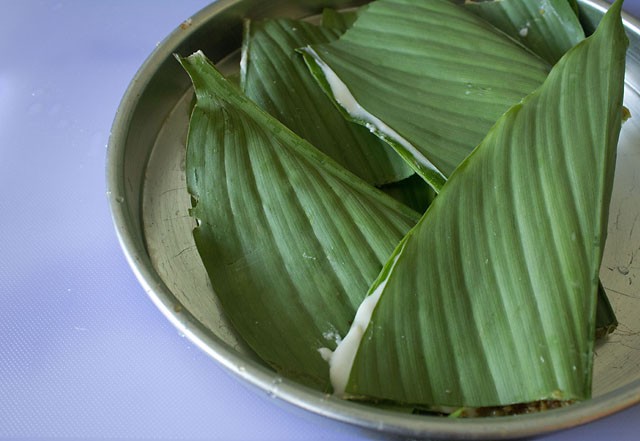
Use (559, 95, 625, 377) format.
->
(108, 0, 640, 438)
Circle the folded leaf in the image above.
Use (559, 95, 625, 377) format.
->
(462, 0, 616, 333)
(313, 0, 615, 331)
(178, 51, 420, 389)
(319, 0, 614, 331)
(241, 17, 412, 186)
(330, 0, 627, 407)
(300, 0, 550, 190)
(464, 0, 585, 64)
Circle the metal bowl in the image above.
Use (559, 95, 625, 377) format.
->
(107, 0, 640, 438)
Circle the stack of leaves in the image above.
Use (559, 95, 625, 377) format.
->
(177, 0, 627, 412)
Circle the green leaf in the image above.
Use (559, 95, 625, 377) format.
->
(241, 17, 412, 186)
(459, 0, 615, 339)
(464, 0, 585, 64)
(321, 7, 360, 31)
(312, 0, 615, 332)
(178, 51, 420, 389)
(567, 0, 580, 16)
(300, 0, 550, 190)
(379, 174, 435, 214)
(331, 0, 627, 408)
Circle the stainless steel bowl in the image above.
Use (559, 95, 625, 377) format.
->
(107, 0, 640, 438)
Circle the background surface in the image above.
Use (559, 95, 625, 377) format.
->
(1, 1, 638, 440)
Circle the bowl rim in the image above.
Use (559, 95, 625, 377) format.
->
(106, 0, 640, 438)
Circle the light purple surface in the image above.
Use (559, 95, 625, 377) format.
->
(0, 1, 638, 440)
